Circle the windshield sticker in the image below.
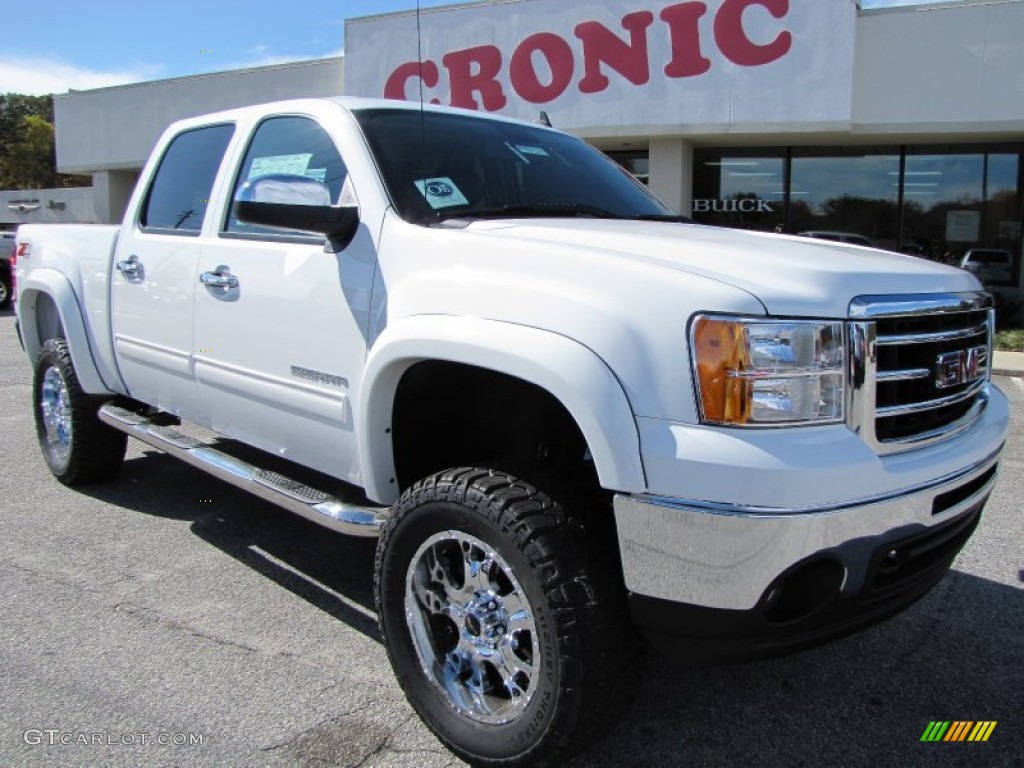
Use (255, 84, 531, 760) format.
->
(414, 177, 469, 209)
(249, 153, 313, 180)
(305, 167, 327, 183)
(516, 145, 550, 157)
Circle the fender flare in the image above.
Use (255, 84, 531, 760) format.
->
(18, 270, 115, 394)
(358, 315, 646, 504)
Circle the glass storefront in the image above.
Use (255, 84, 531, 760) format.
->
(607, 151, 650, 186)
(690, 144, 1024, 287)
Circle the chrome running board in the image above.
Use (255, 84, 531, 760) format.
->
(99, 404, 388, 537)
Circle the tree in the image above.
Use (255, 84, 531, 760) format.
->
(3, 115, 56, 188)
(0, 92, 90, 189)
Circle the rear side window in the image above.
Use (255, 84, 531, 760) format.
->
(141, 124, 234, 234)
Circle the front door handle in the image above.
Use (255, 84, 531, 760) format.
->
(200, 265, 239, 290)
(116, 255, 143, 276)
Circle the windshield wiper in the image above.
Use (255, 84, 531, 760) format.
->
(433, 203, 619, 222)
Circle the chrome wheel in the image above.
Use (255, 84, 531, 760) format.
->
(405, 530, 538, 724)
(40, 365, 73, 467)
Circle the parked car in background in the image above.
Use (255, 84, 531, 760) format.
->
(0, 231, 15, 310)
(797, 230, 878, 248)
(960, 248, 1012, 285)
(899, 243, 926, 257)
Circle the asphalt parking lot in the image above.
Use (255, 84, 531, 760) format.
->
(0, 308, 1021, 768)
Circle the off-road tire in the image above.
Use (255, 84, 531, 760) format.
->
(33, 338, 127, 485)
(376, 467, 644, 767)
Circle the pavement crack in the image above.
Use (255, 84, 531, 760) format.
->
(111, 599, 261, 653)
(258, 703, 370, 753)
(1, 558, 263, 655)
(349, 737, 391, 768)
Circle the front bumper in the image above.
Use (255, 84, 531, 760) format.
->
(614, 406, 1005, 660)
(628, 496, 985, 664)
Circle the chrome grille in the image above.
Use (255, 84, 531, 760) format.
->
(848, 293, 993, 455)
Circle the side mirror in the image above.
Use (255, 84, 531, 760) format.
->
(236, 200, 359, 253)
(234, 173, 360, 252)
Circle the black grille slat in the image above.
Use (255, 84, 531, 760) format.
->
(876, 398, 976, 441)
(874, 310, 989, 339)
(871, 308, 989, 444)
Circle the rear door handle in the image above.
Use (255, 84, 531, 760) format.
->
(200, 265, 238, 290)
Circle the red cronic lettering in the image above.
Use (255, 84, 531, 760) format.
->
(510, 33, 575, 104)
(714, 0, 792, 67)
(661, 2, 711, 78)
(443, 46, 508, 111)
(384, 60, 441, 103)
(574, 11, 655, 94)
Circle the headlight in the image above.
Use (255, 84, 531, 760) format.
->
(691, 315, 845, 426)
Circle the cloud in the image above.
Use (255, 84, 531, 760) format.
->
(0, 47, 344, 98)
(216, 47, 344, 73)
(0, 55, 158, 96)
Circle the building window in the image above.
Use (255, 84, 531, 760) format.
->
(986, 153, 1022, 282)
(900, 146, 1023, 285)
(691, 149, 786, 230)
(901, 150, 984, 264)
(692, 144, 1023, 286)
(789, 147, 900, 249)
(607, 151, 650, 186)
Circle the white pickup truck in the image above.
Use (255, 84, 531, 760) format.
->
(14, 97, 1009, 766)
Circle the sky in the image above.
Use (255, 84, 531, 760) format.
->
(3, 0, 944, 96)
(1, 0, 477, 95)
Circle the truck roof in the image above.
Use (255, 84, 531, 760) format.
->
(163, 96, 558, 134)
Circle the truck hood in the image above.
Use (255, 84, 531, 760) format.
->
(466, 219, 981, 317)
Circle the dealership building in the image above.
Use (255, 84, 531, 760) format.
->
(13, 0, 1024, 289)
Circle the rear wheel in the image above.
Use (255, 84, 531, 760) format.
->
(376, 467, 643, 767)
(0, 272, 10, 310)
(33, 338, 126, 484)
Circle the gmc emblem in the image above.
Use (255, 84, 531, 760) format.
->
(936, 346, 988, 389)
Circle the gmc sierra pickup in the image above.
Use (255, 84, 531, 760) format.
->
(14, 97, 1008, 767)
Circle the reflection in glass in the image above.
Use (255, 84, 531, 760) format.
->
(901, 153, 984, 265)
(789, 150, 900, 248)
(608, 151, 651, 186)
(986, 154, 1021, 262)
(689, 143, 1021, 286)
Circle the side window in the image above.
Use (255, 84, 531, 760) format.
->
(141, 124, 234, 234)
(225, 116, 348, 237)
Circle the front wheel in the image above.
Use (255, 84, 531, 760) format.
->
(33, 338, 127, 485)
(375, 467, 643, 767)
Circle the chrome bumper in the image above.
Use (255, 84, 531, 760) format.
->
(613, 449, 1000, 611)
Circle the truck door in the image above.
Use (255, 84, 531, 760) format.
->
(193, 115, 376, 486)
(111, 124, 235, 418)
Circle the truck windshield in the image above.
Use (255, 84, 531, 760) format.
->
(354, 108, 677, 225)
